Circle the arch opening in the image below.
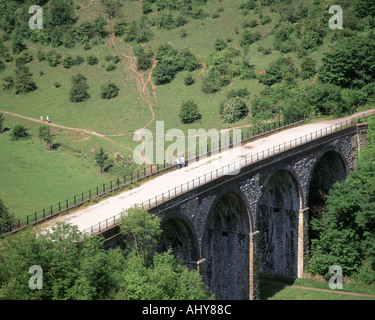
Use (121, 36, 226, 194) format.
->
(203, 192, 250, 300)
(308, 151, 347, 243)
(258, 170, 301, 278)
(159, 218, 198, 270)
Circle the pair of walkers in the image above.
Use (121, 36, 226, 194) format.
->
(175, 155, 186, 169)
(40, 115, 50, 123)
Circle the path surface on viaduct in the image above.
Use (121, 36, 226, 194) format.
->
(45, 111, 372, 300)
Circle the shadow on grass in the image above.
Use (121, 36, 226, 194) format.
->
(260, 275, 296, 300)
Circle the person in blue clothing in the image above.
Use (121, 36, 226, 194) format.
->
(175, 156, 181, 169)
(181, 155, 186, 167)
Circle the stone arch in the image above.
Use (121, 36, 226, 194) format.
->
(159, 215, 198, 270)
(307, 150, 348, 241)
(258, 169, 302, 278)
(202, 188, 251, 300)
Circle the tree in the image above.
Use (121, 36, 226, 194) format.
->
(95, 147, 108, 174)
(120, 206, 162, 261)
(70, 73, 90, 102)
(101, 82, 119, 99)
(14, 66, 37, 94)
(220, 97, 249, 123)
(102, 0, 122, 18)
(48, 0, 75, 26)
(11, 124, 30, 141)
(319, 37, 375, 89)
(306, 83, 345, 116)
(39, 125, 55, 151)
(179, 99, 202, 124)
(0, 216, 213, 299)
(87, 55, 99, 66)
(300, 56, 316, 80)
(258, 57, 297, 86)
(0, 199, 15, 235)
(12, 33, 26, 55)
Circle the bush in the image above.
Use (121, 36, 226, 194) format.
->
(105, 62, 117, 72)
(184, 75, 195, 86)
(153, 61, 176, 85)
(70, 74, 90, 103)
(136, 49, 154, 70)
(87, 55, 99, 65)
(258, 57, 297, 86)
(201, 69, 229, 94)
(3, 76, 14, 90)
(14, 66, 37, 94)
(37, 51, 46, 62)
(240, 30, 255, 47)
(11, 124, 30, 141)
(63, 55, 75, 69)
(220, 97, 249, 123)
(300, 56, 316, 80)
(15, 51, 33, 66)
(179, 99, 202, 124)
(214, 39, 227, 51)
(101, 82, 120, 99)
(45, 51, 62, 67)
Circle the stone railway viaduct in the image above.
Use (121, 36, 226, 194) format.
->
(102, 122, 369, 300)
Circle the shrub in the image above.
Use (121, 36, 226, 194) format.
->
(70, 74, 90, 103)
(240, 30, 255, 47)
(300, 56, 316, 80)
(15, 51, 33, 66)
(3, 76, 14, 90)
(14, 66, 37, 94)
(11, 124, 30, 141)
(45, 51, 62, 67)
(63, 55, 75, 69)
(37, 51, 46, 62)
(221, 97, 249, 123)
(201, 69, 229, 94)
(136, 49, 154, 70)
(101, 82, 120, 99)
(184, 75, 195, 86)
(105, 62, 117, 72)
(153, 62, 176, 85)
(179, 99, 202, 124)
(74, 55, 85, 66)
(214, 39, 227, 51)
(87, 55, 99, 65)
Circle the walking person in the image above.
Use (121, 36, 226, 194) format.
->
(175, 156, 181, 169)
(40, 115, 43, 122)
(181, 155, 186, 167)
(46, 115, 50, 123)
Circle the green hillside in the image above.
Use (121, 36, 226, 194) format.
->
(1, 0, 375, 218)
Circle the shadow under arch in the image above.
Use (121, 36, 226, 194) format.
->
(159, 215, 199, 270)
(307, 150, 348, 242)
(202, 188, 252, 300)
(258, 169, 302, 279)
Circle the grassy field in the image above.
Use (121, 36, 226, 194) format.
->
(260, 276, 375, 300)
